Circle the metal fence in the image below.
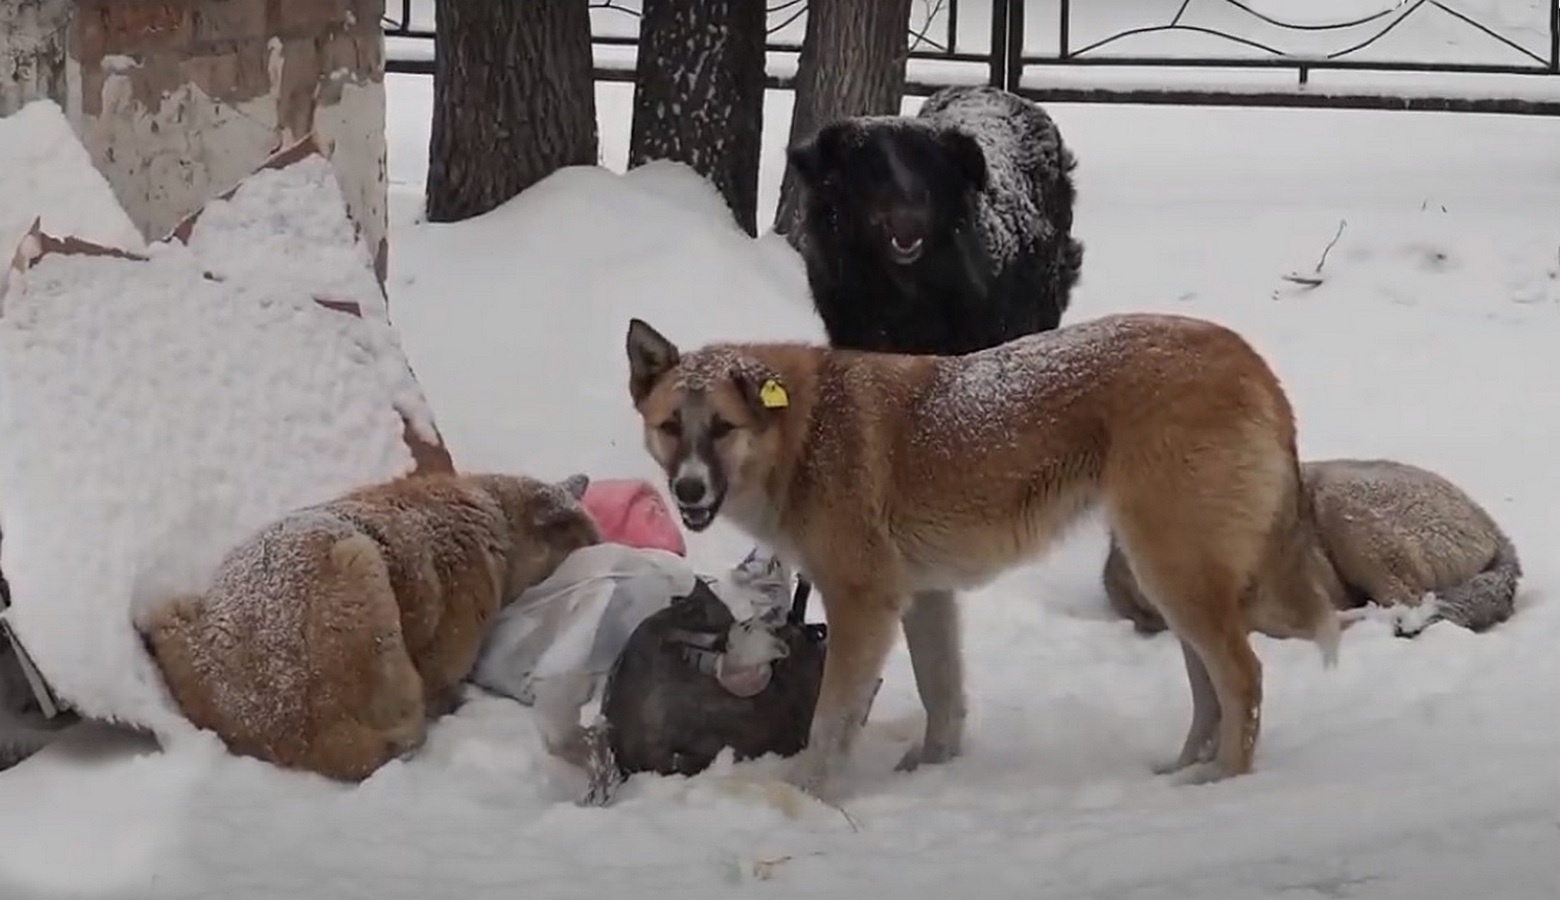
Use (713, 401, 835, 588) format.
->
(383, 0, 1560, 115)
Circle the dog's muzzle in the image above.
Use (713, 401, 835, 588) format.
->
(888, 235, 925, 265)
(678, 503, 717, 532)
(670, 473, 721, 532)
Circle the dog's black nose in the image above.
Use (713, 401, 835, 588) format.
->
(884, 206, 929, 246)
(673, 477, 708, 504)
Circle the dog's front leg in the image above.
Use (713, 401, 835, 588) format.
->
(896, 589, 966, 772)
(784, 579, 904, 800)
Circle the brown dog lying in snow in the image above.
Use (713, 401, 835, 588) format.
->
(136, 472, 600, 781)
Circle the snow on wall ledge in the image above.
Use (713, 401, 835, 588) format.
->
(0, 141, 450, 734)
(0, 100, 145, 283)
(0, 0, 391, 283)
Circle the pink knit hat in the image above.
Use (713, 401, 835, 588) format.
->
(579, 478, 687, 557)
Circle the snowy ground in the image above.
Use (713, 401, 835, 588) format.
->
(3, 75, 1560, 898)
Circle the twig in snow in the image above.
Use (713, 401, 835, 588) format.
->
(828, 798, 862, 832)
(751, 855, 794, 880)
(750, 851, 826, 880)
(1315, 218, 1347, 271)
(1280, 218, 1347, 290)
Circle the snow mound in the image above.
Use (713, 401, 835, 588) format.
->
(389, 161, 820, 491)
(0, 100, 146, 294)
(0, 141, 451, 732)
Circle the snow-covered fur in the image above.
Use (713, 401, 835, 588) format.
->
(786, 85, 1083, 355)
(135, 472, 600, 781)
(1104, 458, 1522, 637)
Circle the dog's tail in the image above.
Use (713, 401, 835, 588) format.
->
(1276, 467, 1345, 668)
(1402, 533, 1522, 637)
(1313, 589, 1343, 669)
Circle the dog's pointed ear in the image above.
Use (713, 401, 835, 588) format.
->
(787, 123, 846, 190)
(940, 129, 988, 194)
(558, 473, 589, 501)
(627, 318, 680, 404)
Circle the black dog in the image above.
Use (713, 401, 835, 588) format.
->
(786, 85, 1084, 356)
(582, 580, 826, 805)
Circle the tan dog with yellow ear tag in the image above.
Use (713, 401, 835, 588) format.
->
(625, 313, 1339, 801)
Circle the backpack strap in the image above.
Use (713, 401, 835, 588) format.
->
(788, 576, 814, 626)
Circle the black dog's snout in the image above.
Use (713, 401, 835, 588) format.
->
(883, 206, 929, 246)
(672, 476, 708, 505)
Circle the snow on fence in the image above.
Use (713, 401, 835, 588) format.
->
(383, 0, 1560, 115)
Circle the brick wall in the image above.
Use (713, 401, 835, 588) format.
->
(2, 0, 389, 282)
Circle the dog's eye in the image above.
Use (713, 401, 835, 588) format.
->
(658, 418, 681, 438)
(709, 418, 735, 440)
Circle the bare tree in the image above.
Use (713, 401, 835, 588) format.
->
(772, 0, 915, 236)
(628, 0, 767, 236)
(426, 0, 599, 223)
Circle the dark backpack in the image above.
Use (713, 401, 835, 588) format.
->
(582, 578, 826, 805)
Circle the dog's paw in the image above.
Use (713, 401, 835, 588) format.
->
(895, 740, 960, 773)
(1152, 732, 1218, 776)
(1166, 761, 1236, 786)
(782, 748, 838, 800)
(1151, 749, 1215, 777)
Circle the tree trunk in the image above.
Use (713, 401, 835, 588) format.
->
(628, 0, 767, 237)
(772, 0, 915, 236)
(426, 0, 598, 223)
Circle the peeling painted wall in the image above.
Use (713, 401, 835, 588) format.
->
(0, 0, 72, 117)
(0, 0, 388, 282)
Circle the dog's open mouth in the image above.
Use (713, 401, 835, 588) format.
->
(678, 503, 717, 532)
(888, 236, 925, 265)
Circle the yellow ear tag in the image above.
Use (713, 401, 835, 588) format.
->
(758, 378, 790, 410)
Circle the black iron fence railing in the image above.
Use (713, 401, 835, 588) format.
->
(382, 0, 1560, 115)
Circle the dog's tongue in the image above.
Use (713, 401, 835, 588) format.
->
(714, 659, 773, 698)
